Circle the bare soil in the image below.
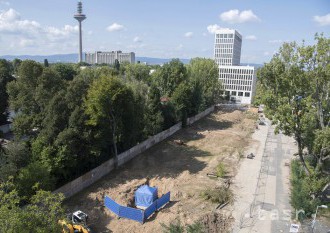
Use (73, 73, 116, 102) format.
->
(65, 107, 258, 233)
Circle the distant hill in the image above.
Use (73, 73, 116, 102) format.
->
(0, 54, 262, 67)
(1, 54, 78, 63)
(240, 63, 264, 69)
(0, 54, 190, 65)
(136, 57, 190, 65)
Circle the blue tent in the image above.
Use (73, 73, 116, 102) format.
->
(135, 185, 158, 208)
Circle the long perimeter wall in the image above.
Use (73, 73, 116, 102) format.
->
(54, 106, 215, 198)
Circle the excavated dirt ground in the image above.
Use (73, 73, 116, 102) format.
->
(65, 107, 258, 233)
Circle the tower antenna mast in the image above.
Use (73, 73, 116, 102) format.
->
(74, 1, 86, 63)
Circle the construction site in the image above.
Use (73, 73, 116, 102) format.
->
(65, 106, 261, 232)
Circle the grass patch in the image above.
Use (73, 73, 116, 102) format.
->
(244, 111, 258, 120)
(237, 147, 245, 160)
(200, 187, 233, 204)
(161, 220, 205, 233)
(215, 162, 227, 178)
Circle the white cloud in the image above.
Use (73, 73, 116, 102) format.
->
(133, 36, 142, 43)
(264, 50, 278, 56)
(184, 32, 193, 38)
(313, 14, 330, 26)
(45, 25, 78, 42)
(268, 39, 283, 44)
(220, 9, 260, 24)
(0, 1, 10, 6)
(127, 43, 146, 49)
(106, 23, 125, 32)
(0, 8, 78, 42)
(245, 35, 257, 40)
(19, 39, 35, 47)
(0, 8, 19, 21)
(0, 8, 82, 53)
(46, 25, 78, 37)
(176, 44, 183, 50)
(0, 8, 41, 34)
(207, 24, 230, 34)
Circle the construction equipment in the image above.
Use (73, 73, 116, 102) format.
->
(59, 210, 92, 233)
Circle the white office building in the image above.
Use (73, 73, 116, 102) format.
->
(214, 29, 256, 104)
(85, 51, 135, 65)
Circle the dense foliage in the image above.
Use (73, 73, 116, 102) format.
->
(255, 34, 330, 216)
(0, 58, 221, 230)
(0, 58, 221, 196)
(0, 180, 65, 232)
(0, 59, 14, 124)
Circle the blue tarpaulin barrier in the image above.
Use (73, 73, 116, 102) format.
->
(119, 206, 144, 224)
(156, 192, 170, 210)
(144, 201, 157, 220)
(135, 185, 158, 208)
(104, 196, 120, 215)
(104, 191, 170, 224)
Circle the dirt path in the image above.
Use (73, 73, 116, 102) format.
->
(65, 107, 258, 233)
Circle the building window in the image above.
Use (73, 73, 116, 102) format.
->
(231, 91, 237, 96)
(245, 92, 250, 97)
(238, 92, 243, 96)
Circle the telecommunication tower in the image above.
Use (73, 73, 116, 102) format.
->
(74, 1, 86, 63)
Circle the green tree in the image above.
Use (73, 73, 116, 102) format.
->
(144, 84, 164, 135)
(256, 42, 314, 174)
(0, 59, 14, 124)
(7, 60, 44, 137)
(171, 82, 194, 127)
(84, 75, 136, 166)
(0, 141, 30, 182)
(35, 68, 65, 112)
(313, 127, 330, 171)
(126, 79, 149, 141)
(114, 59, 120, 72)
(7, 62, 67, 138)
(44, 59, 49, 67)
(125, 63, 151, 82)
(0, 180, 64, 232)
(153, 59, 188, 97)
(11, 58, 22, 75)
(188, 58, 221, 109)
(256, 35, 330, 176)
(16, 161, 54, 198)
(52, 63, 77, 81)
(31, 77, 92, 184)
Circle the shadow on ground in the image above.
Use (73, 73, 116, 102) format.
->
(64, 108, 250, 232)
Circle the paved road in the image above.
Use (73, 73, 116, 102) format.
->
(267, 127, 295, 232)
(246, 123, 297, 233)
(233, 121, 330, 233)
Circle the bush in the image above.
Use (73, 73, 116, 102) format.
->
(290, 159, 328, 220)
(16, 161, 54, 199)
(201, 187, 233, 204)
(161, 220, 184, 233)
(161, 220, 205, 233)
(216, 162, 227, 178)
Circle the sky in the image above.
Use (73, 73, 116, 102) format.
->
(0, 0, 329, 64)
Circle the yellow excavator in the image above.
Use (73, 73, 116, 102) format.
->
(59, 210, 92, 233)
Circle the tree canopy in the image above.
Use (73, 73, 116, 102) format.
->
(256, 34, 330, 215)
(1, 57, 222, 195)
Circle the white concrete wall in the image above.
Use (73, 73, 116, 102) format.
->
(54, 106, 215, 198)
